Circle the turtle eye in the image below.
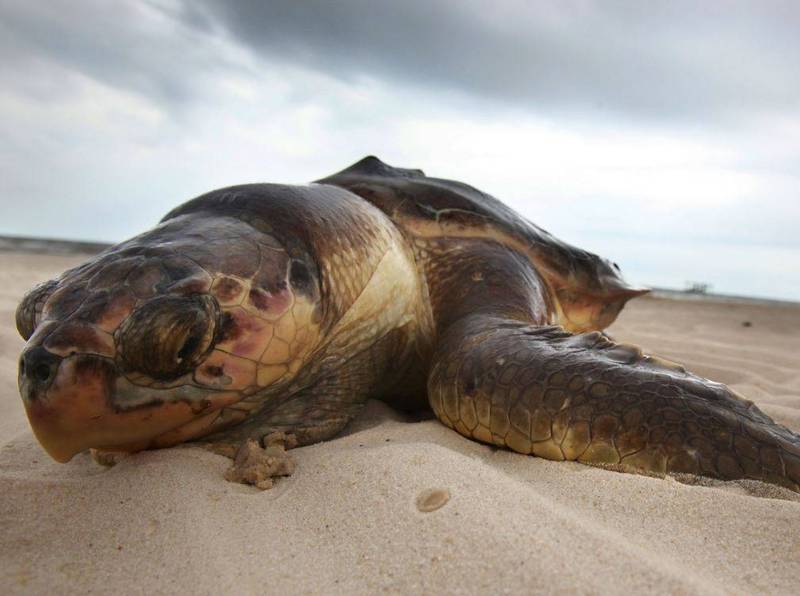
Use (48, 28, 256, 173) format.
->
(117, 294, 219, 381)
(16, 279, 58, 340)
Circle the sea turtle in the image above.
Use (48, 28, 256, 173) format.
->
(15, 156, 800, 491)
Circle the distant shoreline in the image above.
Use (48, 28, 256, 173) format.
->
(1, 234, 797, 307)
(647, 288, 799, 308)
(0, 234, 111, 256)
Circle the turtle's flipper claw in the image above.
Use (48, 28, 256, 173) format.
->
(428, 314, 800, 492)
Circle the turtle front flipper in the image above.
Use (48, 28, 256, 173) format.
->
(193, 324, 415, 489)
(428, 314, 800, 491)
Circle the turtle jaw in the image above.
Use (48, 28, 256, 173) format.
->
(19, 352, 221, 463)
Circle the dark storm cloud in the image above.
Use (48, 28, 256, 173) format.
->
(3, 0, 797, 122)
(0, 0, 237, 107)
(187, 0, 800, 120)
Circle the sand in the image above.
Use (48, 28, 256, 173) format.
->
(1, 252, 799, 595)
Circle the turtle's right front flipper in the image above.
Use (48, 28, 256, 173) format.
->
(428, 314, 800, 491)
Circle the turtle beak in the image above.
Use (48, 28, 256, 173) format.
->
(18, 349, 200, 462)
(18, 349, 112, 462)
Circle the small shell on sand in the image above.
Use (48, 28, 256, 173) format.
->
(416, 488, 450, 512)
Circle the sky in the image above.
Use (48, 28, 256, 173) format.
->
(1, 0, 798, 300)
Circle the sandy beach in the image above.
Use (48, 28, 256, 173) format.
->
(1, 250, 799, 595)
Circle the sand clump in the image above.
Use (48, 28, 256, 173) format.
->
(224, 434, 298, 490)
(1, 251, 800, 595)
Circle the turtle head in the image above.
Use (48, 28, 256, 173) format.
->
(16, 214, 323, 462)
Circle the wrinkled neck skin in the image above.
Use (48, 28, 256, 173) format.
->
(16, 184, 430, 462)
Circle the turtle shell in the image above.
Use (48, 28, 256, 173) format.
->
(317, 156, 647, 332)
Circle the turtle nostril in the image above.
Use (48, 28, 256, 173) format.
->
(32, 363, 52, 383)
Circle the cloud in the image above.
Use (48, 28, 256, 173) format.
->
(0, 0, 247, 109)
(187, 0, 800, 122)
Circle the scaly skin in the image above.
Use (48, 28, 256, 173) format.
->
(428, 316, 800, 490)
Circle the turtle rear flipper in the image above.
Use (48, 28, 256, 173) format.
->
(427, 313, 800, 491)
